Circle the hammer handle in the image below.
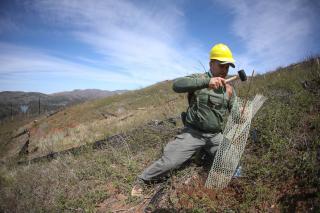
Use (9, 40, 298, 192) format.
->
(225, 75, 238, 83)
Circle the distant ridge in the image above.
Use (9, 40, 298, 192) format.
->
(0, 89, 128, 120)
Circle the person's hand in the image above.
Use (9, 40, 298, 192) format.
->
(208, 77, 226, 89)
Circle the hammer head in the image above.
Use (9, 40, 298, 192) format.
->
(238, 69, 247, 81)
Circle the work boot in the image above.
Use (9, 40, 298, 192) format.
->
(131, 178, 147, 197)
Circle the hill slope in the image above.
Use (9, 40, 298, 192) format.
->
(0, 57, 319, 212)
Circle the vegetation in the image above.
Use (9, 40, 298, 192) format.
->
(0, 57, 319, 212)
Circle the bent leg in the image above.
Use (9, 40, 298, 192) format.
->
(138, 128, 205, 181)
(202, 133, 223, 169)
(205, 133, 223, 158)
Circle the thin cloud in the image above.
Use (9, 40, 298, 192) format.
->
(0, 42, 149, 85)
(26, 0, 206, 81)
(218, 0, 320, 72)
(0, 0, 209, 92)
(4, 0, 316, 93)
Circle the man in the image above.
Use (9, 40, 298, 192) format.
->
(131, 43, 237, 197)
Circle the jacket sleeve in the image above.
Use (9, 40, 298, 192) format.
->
(172, 74, 211, 93)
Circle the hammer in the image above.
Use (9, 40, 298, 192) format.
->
(225, 69, 247, 83)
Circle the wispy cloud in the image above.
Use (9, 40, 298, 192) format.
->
(2, 0, 318, 93)
(0, 42, 150, 87)
(218, 0, 320, 72)
(0, 0, 207, 92)
(26, 0, 205, 81)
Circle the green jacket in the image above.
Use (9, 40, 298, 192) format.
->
(173, 72, 236, 133)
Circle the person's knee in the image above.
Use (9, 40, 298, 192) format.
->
(208, 148, 218, 158)
(163, 155, 183, 170)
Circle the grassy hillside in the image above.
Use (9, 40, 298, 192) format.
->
(0, 57, 319, 212)
(2, 81, 186, 161)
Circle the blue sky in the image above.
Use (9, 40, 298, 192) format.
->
(0, 0, 319, 94)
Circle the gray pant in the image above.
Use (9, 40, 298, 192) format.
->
(138, 127, 223, 181)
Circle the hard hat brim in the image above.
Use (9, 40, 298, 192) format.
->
(210, 57, 236, 68)
(220, 61, 235, 68)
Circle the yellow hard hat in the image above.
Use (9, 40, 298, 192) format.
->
(209, 43, 235, 68)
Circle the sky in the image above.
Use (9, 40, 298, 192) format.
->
(0, 0, 319, 94)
